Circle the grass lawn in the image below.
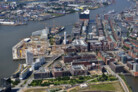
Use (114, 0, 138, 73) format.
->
(70, 81, 124, 92)
(23, 88, 48, 92)
(22, 86, 62, 92)
(89, 83, 115, 91)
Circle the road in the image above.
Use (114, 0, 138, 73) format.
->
(105, 65, 130, 92)
(45, 54, 63, 68)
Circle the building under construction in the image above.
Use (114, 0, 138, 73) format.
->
(12, 28, 50, 60)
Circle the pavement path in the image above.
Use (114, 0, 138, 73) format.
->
(105, 65, 130, 92)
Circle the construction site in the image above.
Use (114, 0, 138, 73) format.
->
(12, 27, 67, 60)
(12, 28, 50, 60)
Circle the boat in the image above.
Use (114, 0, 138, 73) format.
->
(51, 26, 65, 34)
(0, 21, 27, 26)
(108, 9, 116, 14)
(0, 21, 18, 26)
(60, 26, 65, 31)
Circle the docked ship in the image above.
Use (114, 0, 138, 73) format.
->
(0, 19, 27, 26)
(79, 9, 90, 20)
(108, 9, 115, 14)
(0, 21, 27, 26)
(0, 21, 17, 26)
(51, 26, 65, 35)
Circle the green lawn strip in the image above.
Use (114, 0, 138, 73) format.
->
(29, 74, 118, 87)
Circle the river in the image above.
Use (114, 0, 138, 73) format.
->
(0, 0, 137, 91)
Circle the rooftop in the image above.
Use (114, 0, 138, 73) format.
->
(72, 65, 85, 70)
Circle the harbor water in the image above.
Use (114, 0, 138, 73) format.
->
(0, 0, 137, 91)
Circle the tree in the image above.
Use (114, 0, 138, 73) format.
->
(79, 76, 84, 80)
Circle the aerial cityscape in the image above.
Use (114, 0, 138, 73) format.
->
(0, 0, 137, 92)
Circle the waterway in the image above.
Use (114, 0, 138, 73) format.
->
(0, 0, 137, 91)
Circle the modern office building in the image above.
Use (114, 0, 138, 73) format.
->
(34, 67, 52, 79)
(26, 50, 33, 65)
(32, 57, 45, 70)
(19, 66, 30, 80)
(109, 62, 124, 73)
(121, 55, 127, 64)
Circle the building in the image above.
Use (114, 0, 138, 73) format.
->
(63, 53, 96, 63)
(116, 52, 133, 64)
(64, 46, 77, 54)
(52, 67, 71, 77)
(19, 66, 30, 80)
(26, 50, 33, 65)
(127, 61, 134, 70)
(34, 67, 52, 79)
(79, 9, 90, 21)
(133, 63, 138, 72)
(63, 31, 67, 45)
(72, 21, 83, 36)
(121, 55, 127, 64)
(135, 58, 138, 63)
(0, 78, 11, 92)
(70, 65, 88, 76)
(40, 27, 49, 40)
(72, 39, 88, 52)
(98, 51, 114, 65)
(123, 39, 138, 59)
(127, 62, 138, 77)
(116, 52, 125, 60)
(32, 61, 41, 70)
(88, 41, 110, 51)
(32, 57, 45, 70)
(71, 60, 103, 70)
(109, 62, 124, 73)
(128, 50, 138, 58)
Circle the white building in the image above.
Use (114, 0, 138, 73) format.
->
(26, 50, 33, 65)
(40, 27, 49, 40)
(72, 39, 87, 47)
(31, 57, 45, 70)
(63, 31, 67, 45)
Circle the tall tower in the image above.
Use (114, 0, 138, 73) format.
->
(63, 31, 66, 45)
(45, 27, 49, 35)
(26, 50, 33, 65)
